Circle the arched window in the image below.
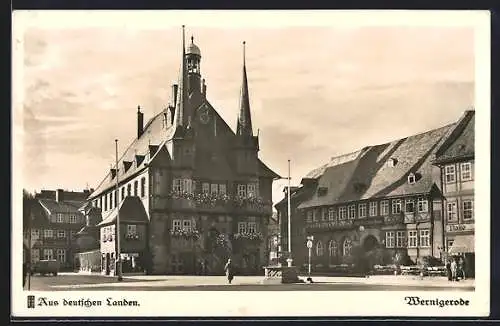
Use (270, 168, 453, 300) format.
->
(343, 238, 352, 256)
(316, 240, 324, 256)
(328, 240, 338, 257)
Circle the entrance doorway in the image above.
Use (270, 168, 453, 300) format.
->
(105, 253, 111, 275)
(362, 235, 379, 252)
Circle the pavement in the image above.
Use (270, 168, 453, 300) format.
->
(24, 273, 475, 292)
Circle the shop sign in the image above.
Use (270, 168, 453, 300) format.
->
(354, 217, 384, 227)
(446, 223, 474, 233)
(307, 220, 353, 230)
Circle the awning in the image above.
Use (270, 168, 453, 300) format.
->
(448, 235, 475, 254)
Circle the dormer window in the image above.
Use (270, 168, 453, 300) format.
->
(387, 158, 398, 167)
(408, 173, 416, 184)
(317, 187, 328, 196)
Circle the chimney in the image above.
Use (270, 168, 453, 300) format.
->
(137, 105, 144, 138)
(171, 84, 178, 108)
(56, 189, 64, 202)
(202, 79, 206, 98)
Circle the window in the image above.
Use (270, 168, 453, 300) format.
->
(57, 230, 66, 238)
(385, 231, 395, 248)
(31, 249, 40, 263)
(313, 209, 319, 222)
(316, 241, 324, 256)
(380, 200, 389, 216)
(419, 230, 430, 247)
(219, 184, 227, 195)
(31, 229, 40, 240)
(56, 213, 64, 223)
(392, 199, 402, 214)
(343, 238, 352, 256)
(247, 184, 256, 198)
(328, 208, 335, 220)
(238, 222, 246, 234)
(338, 207, 347, 220)
(405, 200, 415, 213)
(210, 184, 218, 195)
(447, 239, 454, 250)
(463, 200, 474, 220)
(141, 177, 146, 197)
(114, 190, 118, 206)
(358, 204, 367, 218)
(202, 182, 210, 194)
(328, 240, 338, 257)
(447, 201, 457, 221)
(460, 162, 472, 181)
(182, 220, 192, 231)
(125, 225, 136, 237)
(408, 230, 418, 248)
(173, 179, 182, 193)
(348, 205, 356, 219)
(417, 197, 428, 213)
(321, 208, 328, 221)
(134, 181, 138, 196)
(69, 214, 78, 224)
(248, 222, 257, 233)
(43, 249, 54, 260)
(44, 229, 53, 239)
(445, 165, 456, 183)
(408, 173, 416, 184)
(396, 231, 405, 248)
(183, 179, 193, 194)
(237, 184, 246, 198)
(121, 187, 125, 200)
(70, 230, 76, 239)
(104, 195, 108, 211)
(127, 184, 131, 196)
(369, 202, 377, 217)
(56, 249, 66, 263)
(306, 211, 313, 223)
(110, 193, 114, 209)
(172, 219, 182, 231)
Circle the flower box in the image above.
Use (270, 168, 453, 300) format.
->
(233, 232, 263, 241)
(170, 228, 201, 240)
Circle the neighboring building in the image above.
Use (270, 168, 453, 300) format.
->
(275, 113, 474, 271)
(74, 202, 102, 273)
(23, 189, 90, 271)
(86, 30, 279, 275)
(433, 110, 475, 277)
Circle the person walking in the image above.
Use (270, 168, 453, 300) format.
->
(224, 258, 234, 284)
(450, 257, 458, 282)
(459, 256, 466, 280)
(446, 259, 452, 281)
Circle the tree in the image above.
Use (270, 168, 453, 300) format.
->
(23, 189, 35, 231)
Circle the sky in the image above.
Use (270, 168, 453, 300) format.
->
(13, 11, 478, 205)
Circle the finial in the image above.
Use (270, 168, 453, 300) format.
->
(191, 35, 194, 43)
(243, 41, 246, 65)
(137, 105, 141, 112)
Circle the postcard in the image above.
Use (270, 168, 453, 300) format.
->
(11, 10, 490, 318)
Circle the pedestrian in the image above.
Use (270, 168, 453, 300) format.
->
(450, 257, 458, 281)
(446, 259, 452, 281)
(459, 256, 466, 280)
(224, 258, 234, 284)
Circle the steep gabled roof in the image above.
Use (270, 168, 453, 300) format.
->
(434, 110, 475, 164)
(297, 123, 453, 209)
(89, 110, 175, 199)
(38, 199, 84, 214)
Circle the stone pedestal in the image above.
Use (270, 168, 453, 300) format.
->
(262, 265, 302, 284)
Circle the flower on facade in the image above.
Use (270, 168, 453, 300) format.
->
(170, 228, 201, 240)
(233, 232, 263, 241)
(167, 191, 271, 210)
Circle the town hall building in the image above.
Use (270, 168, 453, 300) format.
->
(84, 27, 279, 276)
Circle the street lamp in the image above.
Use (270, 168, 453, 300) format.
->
(115, 139, 123, 282)
(306, 235, 314, 277)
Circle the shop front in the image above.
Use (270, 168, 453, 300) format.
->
(446, 223, 475, 278)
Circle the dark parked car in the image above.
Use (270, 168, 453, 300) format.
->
(31, 260, 60, 276)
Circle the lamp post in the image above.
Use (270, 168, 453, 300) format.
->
(286, 159, 293, 267)
(306, 235, 314, 277)
(115, 139, 123, 282)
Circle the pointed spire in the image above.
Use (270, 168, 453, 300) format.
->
(237, 41, 253, 137)
(174, 25, 188, 129)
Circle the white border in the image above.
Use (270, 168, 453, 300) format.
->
(11, 10, 490, 317)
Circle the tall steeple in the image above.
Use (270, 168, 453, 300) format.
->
(236, 41, 253, 138)
(173, 25, 188, 129)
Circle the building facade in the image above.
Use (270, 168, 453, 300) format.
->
(276, 113, 474, 271)
(433, 110, 475, 277)
(86, 29, 279, 275)
(23, 189, 89, 271)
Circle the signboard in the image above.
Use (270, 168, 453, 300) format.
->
(306, 220, 353, 230)
(353, 217, 384, 227)
(446, 223, 474, 233)
(306, 240, 313, 249)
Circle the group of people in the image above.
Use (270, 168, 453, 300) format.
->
(446, 255, 467, 281)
